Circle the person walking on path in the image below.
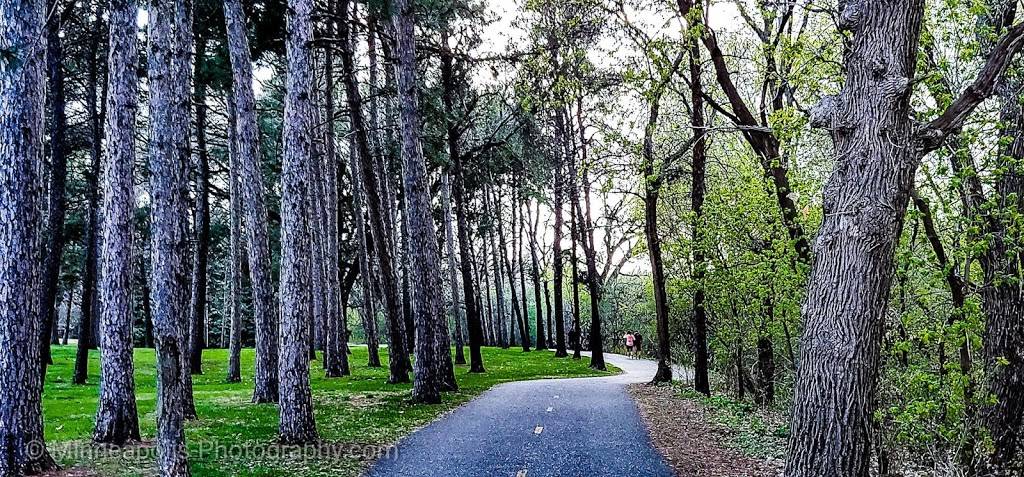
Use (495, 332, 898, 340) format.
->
(623, 332, 635, 359)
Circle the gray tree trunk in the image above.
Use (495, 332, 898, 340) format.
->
(785, 2, 1024, 474)
(485, 187, 509, 348)
(392, 0, 458, 403)
(147, 0, 194, 472)
(277, 0, 319, 445)
(227, 90, 243, 384)
(188, 39, 210, 376)
(93, 0, 142, 445)
(441, 171, 467, 365)
(0, 0, 59, 471)
(527, 200, 547, 351)
(223, 0, 279, 403)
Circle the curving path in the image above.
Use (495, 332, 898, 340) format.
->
(365, 351, 675, 477)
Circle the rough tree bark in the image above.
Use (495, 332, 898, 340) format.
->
(147, 0, 194, 472)
(485, 186, 509, 348)
(785, 2, 1024, 475)
(223, 0, 279, 403)
(0, 0, 60, 472)
(277, 0, 319, 444)
(93, 0, 142, 445)
(392, 0, 458, 402)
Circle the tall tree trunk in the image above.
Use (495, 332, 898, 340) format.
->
(516, 193, 532, 351)
(93, 0, 142, 445)
(189, 38, 210, 376)
(780, 2, 1024, 474)
(486, 187, 509, 348)
(528, 200, 546, 350)
(226, 90, 243, 384)
(340, 0, 410, 384)
(548, 35, 569, 359)
(689, 42, 709, 395)
(39, 0, 69, 377)
(567, 112, 582, 360)
(573, 107, 603, 371)
(0, 0, 59, 471)
(440, 33, 484, 372)
(350, 134, 381, 368)
(479, 229, 496, 347)
(392, 0, 458, 401)
(141, 243, 155, 349)
(147, 0, 193, 472)
(976, 4, 1024, 469)
(441, 171, 467, 365)
(277, 0, 319, 444)
(224, 0, 279, 403)
(75, 1, 107, 385)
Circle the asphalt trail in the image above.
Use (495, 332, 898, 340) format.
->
(366, 351, 674, 477)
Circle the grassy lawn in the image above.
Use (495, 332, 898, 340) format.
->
(43, 345, 613, 476)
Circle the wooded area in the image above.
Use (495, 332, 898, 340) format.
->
(2, 0, 1024, 476)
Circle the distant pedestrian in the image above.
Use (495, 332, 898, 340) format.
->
(633, 333, 643, 358)
(623, 332, 635, 358)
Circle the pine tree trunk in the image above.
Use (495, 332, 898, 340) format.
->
(224, 0, 279, 403)
(188, 39, 210, 376)
(548, 39, 569, 359)
(93, 0, 142, 445)
(440, 34, 484, 372)
(515, 195, 532, 351)
(0, 0, 59, 471)
(392, 0, 458, 402)
(339, 0, 409, 384)
(226, 90, 243, 384)
(148, 0, 196, 471)
(39, 2, 69, 377)
(349, 133, 381, 368)
(277, 0, 319, 445)
(75, 2, 106, 384)
(441, 171, 467, 365)
(528, 200, 546, 350)
(486, 187, 509, 348)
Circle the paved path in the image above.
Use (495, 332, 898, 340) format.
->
(366, 351, 674, 477)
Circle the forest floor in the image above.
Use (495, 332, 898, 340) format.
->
(628, 382, 786, 477)
(41, 345, 613, 477)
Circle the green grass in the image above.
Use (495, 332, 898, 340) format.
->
(43, 345, 614, 476)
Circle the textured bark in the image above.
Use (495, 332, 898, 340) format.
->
(147, 0, 193, 472)
(528, 200, 546, 351)
(499, 188, 528, 351)
(392, 0, 458, 402)
(223, 0, 279, 403)
(441, 171, 467, 365)
(277, 0, 319, 444)
(188, 39, 211, 376)
(227, 91, 243, 384)
(39, 2, 69, 377)
(339, 0, 409, 384)
(93, 0, 142, 445)
(551, 111, 569, 358)
(786, 3, 923, 475)
(349, 135, 381, 368)
(0, 0, 59, 472)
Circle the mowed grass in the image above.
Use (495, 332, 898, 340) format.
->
(43, 345, 614, 476)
